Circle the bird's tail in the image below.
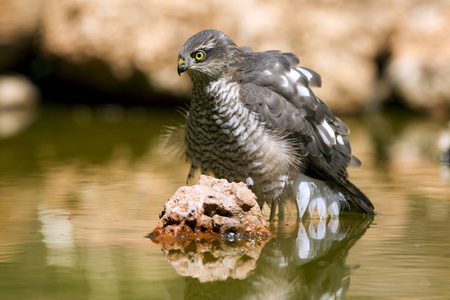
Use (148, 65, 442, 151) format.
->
(341, 179, 375, 215)
(294, 174, 375, 218)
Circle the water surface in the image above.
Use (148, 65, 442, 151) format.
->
(0, 104, 449, 299)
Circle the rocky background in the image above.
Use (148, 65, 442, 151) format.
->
(0, 0, 449, 116)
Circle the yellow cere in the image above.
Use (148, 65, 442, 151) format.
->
(178, 58, 184, 66)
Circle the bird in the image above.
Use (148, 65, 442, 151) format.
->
(174, 29, 374, 220)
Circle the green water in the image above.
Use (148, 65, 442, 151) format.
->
(0, 104, 449, 299)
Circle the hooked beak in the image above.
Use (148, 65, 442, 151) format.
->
(177, 58, 187, 76)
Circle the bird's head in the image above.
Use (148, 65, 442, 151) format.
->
(178, 30, 239, 82)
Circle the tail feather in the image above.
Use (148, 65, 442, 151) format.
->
(294, 174, 375, 218)
(341, 180, 375, 215)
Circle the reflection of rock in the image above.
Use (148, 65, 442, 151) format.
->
(0, 75, 39, 139)
(149, 175, 272, 243)
(161, 239, 269, 283)
(180, 215, 373, 299)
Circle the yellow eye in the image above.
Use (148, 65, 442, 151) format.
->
(194, 50, 206, 62)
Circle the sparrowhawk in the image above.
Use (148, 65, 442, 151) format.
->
(174, 29, 374, 220)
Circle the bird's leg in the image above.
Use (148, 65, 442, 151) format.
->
(295, 198, 300, 219)
(269, 198, 284, 221)
(269, 201, 277, 222)
(278, 200, 285, 221)
(186, 161, 198, 184)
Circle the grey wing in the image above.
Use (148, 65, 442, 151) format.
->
(235, 50, 374, 213)
(239, 82, 355, 183)
(234, 50, 357, 181)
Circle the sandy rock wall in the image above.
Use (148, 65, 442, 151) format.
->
(0, 0, 42, 70)
(387, 1, 450, 116)
(0, 0, 448, 115)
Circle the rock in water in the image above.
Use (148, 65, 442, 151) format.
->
(149, 175, 272, 243)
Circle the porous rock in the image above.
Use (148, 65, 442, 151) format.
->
(149, 175, 272, 243)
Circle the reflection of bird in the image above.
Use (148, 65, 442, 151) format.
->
(182, 215, 374, 299)
(176, 29, 374, 220)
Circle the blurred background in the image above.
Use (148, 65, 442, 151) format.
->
(0, 0, 449, 116)
(0, 1, 449, 299)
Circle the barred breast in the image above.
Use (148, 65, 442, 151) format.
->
(185, 78, 298, 207)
